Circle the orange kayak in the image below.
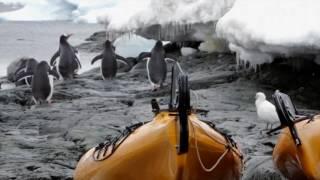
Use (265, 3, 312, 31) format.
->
(74, 74, 243, 180)
(271, 90, 320, 179)
(273, 115, 320, 179)
(74, 112, 243, 180)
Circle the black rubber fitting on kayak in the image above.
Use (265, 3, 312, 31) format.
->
(178, 74, 190, 154)
(169, 66, 178, 111)
(272, 90, 301, 146)
(151, 99, 160, 114)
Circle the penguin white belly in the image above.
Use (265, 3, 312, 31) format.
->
(146, 58, 156, 87)
(56, 57, 63, 80)
(100, 61, 106, 80)
(46, 75, 54, 102)
(74, 52, 81, 73)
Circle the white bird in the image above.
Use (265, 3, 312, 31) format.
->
(255, 92, 280, 129)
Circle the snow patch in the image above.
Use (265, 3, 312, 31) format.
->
(199, 37, 229, 53)
(101, 0, 235, 35)
(217, 0, 320, 69)
(181, 47, 197, 56)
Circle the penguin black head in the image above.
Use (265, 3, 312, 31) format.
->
(155, 41, 163, 48)
(104, 40, 116, 51)
(60, 34, 72, 43)
(38, 61, 50, 71)
(104, 40, 112, 47)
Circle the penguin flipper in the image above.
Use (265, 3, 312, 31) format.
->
(116, 54, 133, 67)
(91, 54, 103, 65)
(50, 50, 60, 66)
(116, 56, 137, 72)
(116, 59, 129, 66)
(165, 54, 179, 62)
(16, 72, 34, 83)
(15, 67, 27, 76)
(137, 52, 151, 61)
(73, 47, 82, 69)
(49, 68, 60, 80)
(75, 54, 82, 69)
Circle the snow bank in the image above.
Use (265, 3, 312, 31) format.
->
(0, 0, 234, 42)
(101, 0, 235, 32)
(217, 0, 320, 67)
(4, 0, 319, 69)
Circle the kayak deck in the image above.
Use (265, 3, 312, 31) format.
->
(273, 115, 320, 179)
(74, 112, 243, 180)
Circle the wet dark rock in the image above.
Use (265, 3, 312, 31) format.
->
(251, 57, 320, 109)
(243, 156, 283, 180)
(85, 31, 106, 42)
(77, 31, 106, 53)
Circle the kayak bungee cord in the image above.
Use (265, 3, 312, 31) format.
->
(166, 58, 185, 75)
(191, 120, 230, 172)
(191, 118, 243, 172)
(92, 121, 150, 161)
(175, 61, 184, 74)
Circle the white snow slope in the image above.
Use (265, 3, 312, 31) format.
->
(217, 0, 320, 67)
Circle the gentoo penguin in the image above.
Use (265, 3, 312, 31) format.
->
(16, 61, 59, 104)
(138, 41, 184, 90)
(91, 40, 132, 79)
(50, 34, 81, 80)
(15, 58, 38, 86)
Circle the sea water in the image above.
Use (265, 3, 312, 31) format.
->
(0, 21, 104, 77)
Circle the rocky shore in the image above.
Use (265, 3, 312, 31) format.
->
(0, 31, 319, 180)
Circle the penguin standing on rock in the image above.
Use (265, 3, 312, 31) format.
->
(17, 61, 59, 104)
(138, 41, 184, 90)
(50, 34, 81, 80)
(91, 40, 132, 79)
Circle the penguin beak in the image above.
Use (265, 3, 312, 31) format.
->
(66, 33, 73, 39)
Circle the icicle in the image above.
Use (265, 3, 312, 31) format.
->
(236, 52, 240, 71)
(158, 26, 161, 40)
